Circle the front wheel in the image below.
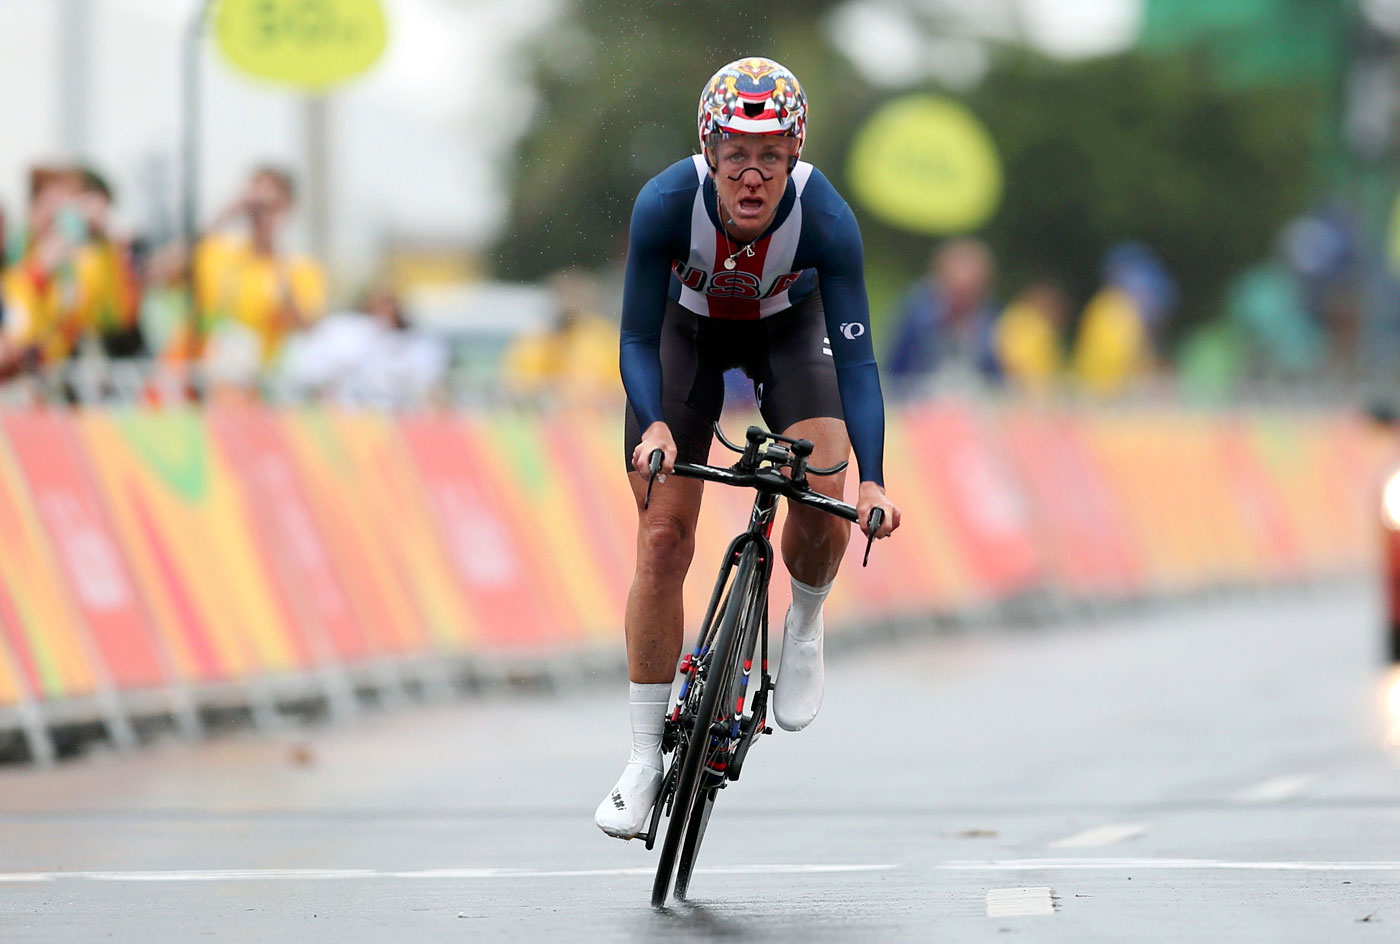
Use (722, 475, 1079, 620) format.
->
(674, 787, 715, 900)
(651, 545, 759, 907)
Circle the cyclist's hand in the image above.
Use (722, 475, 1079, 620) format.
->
(632, 421, 677, 478)
(857, 481, 900, 539)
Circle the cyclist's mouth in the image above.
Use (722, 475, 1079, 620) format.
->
(735, 197, 765, 217)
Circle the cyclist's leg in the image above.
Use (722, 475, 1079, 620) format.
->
(619, 299, 726, 683)
(776, 417, 852, 586)
(624, 469, 704, 684)
(750, 292, 850, 731)
(750, 292, 853, 585)
(599, 302, 723, 838)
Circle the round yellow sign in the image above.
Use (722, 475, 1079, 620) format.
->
(215, 0, 387, 92)
(847, 95, 1002, 235)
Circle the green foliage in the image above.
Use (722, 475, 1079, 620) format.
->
(963, 51, 1321, 340)
(493, 2, 858, 282)
(495, 8, 1323, 347)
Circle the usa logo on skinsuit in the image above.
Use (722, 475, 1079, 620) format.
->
(673, 261, 804, 301)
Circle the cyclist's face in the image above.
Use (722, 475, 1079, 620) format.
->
(712, 136, 794, 241)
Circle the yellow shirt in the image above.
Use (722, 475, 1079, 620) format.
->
(503, 314, 620, 401)
(192, 235, 325, 362)
(73, 240, 140, 337)
(1071, 287, 1150, 397)
(2, 257, 83, 363)
(994, 300, 1062, 393)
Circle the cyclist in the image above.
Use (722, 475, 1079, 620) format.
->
(596, 57, 901, 839)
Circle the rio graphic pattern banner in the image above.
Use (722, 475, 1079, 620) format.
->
(0, 403, 1387, 720)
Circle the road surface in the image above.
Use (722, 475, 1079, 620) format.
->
(2, 583, 1398, 942)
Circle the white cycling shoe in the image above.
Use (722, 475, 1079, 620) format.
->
(773, 604, 824, 732)
(594, 761, 663, 839)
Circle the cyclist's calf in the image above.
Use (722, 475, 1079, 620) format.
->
(781, 497, 851, 587)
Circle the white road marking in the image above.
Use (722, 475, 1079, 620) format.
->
(1049, 823, 1147, 848)
(1233, 774, 1316, 803)
(941, 858, 1400, 872)
(0, 863, 894, 884)
(985, 886, 1056, 917)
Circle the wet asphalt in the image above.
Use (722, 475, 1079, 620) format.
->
(2, 582, 1398, 942)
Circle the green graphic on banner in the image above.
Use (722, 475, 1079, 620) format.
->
(116, 412, 210, 501)
(215, 0, 387, 91)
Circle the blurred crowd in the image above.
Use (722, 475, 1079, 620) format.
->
(884, 237, 1178, 400)
(0, 160, 1374, 410)
(882, 214, 1370, 402)
(0, 163, 453, 407)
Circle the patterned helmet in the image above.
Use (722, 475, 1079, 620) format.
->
(697, 57, 807, 170)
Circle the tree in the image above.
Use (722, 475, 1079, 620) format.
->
(491, 1, 860, 282)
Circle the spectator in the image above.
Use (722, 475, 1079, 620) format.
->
(0, 201, 21, 381)
(279, 282, 448, 408)
(885, 237, 1001, 395)
(1071, 242, 1176, 397)
(503, 271, 618, 403)
(1, 165, 87, 368)
(162, 166, 325, 370)
(72, 168, 143, 358)
(994, 279, 1069, 395)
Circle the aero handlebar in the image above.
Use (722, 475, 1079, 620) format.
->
(641, 424, 886, 566)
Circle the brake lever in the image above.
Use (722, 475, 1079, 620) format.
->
(644, 449, 664, 510)
(862, 507, 884, 567)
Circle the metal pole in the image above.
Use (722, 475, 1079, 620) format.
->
(181, 0, 215, 370)
(304, 95, 331, 267)
(57, 0, 92, 158)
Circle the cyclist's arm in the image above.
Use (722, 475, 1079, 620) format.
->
(618, 183, 674, 430)
(814, 201, 886, 488)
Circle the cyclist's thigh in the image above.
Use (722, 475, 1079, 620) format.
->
(750, 291, 844, 440)
(780, 416, 849, 502)
(623, 299, 725, 470)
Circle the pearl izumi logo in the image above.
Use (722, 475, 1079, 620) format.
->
(840, 322, 866, 340)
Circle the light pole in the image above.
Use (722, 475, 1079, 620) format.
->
(181, 0, 216, 371)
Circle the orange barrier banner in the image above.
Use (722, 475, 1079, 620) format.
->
(3, 413, 170, 692)
(0, 420, 101, 700)
(209, 408, 370, 667)
(1001, 410, 1142, 596)
(903, 404, 1043, 599)
(77, 411, 302, 683)
(0, 401, 1389, 723)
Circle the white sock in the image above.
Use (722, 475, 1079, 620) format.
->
(628, 681, 671, 770)
(787, 576, 832, 641)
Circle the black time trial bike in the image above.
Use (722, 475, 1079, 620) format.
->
(638, 423, 882, 907)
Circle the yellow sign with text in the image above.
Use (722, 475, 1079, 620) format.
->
(215, 0, 387, 91)
(847, 95, 1001, 235)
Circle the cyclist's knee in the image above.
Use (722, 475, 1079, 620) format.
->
(637, 514, 696, 576)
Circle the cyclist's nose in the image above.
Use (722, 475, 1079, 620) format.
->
(729, 166, 772, 185)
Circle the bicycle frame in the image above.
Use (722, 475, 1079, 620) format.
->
(641, 424, 880, 903)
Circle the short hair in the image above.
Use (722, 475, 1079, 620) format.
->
(28, 165, 82, 202)
(79, 167, 114, 202)
(250, 165, 296, 203)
